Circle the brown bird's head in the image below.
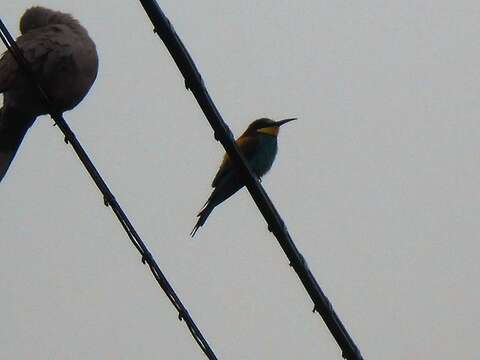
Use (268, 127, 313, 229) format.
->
(242, 117, 296, 138)
(20, 7, 81, 35)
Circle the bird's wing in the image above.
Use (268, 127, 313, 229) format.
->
(0, 25, 75, 93)
(211, 135, 259, 188)
(0, 48, 19, 93)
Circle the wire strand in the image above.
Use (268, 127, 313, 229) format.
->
(0, 17, 218, 360)
(136, 1, 364, 359)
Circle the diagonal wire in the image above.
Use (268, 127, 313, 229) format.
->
(136, 1, 364, 359)
(0, 18, 218, 360)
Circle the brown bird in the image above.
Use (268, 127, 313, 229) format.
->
(0, 6, 98, 182)
(191, 117, 296, 236)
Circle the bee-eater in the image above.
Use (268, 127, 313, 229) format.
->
(0, 6, 98, 182)
(191, 117, 296, 237)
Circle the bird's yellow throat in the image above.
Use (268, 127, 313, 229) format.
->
(257, 126, 279, 136)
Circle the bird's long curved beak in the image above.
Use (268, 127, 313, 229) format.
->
(275, 117, 297, 126)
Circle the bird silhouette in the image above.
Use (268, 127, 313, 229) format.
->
(191, 117, 296, 237)
(0, 6, 98, 182)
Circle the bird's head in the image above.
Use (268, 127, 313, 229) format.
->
(20, 7, 80, 35)
(244, 117, 296, 137)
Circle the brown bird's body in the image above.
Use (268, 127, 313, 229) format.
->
(0, 6, 98, 181)
(191, 117, 295, 237)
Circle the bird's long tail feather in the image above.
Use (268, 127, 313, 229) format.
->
(190, 174, 244, 237)
(190, 202, 215, 237)
(0, 107, 35, 182)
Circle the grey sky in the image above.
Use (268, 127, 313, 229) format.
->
(1, 1, 479, 359)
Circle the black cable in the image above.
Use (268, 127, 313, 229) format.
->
(136, 1, 364, 359)
(0, 17, 218, 360)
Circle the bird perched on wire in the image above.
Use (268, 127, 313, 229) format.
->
(191, 117, 296, 237)
(0, 6, 98, 182)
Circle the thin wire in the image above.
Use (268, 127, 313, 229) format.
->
(136, 1, 364, 359)
(0, 18, 218, 360)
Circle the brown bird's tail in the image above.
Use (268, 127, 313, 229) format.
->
(0, 107, 35, 182)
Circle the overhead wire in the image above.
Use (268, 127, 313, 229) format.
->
(136, 1, 364, 359)
(0, 17, 218, 360)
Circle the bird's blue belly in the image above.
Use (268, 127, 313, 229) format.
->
(250, 136, 278, 177)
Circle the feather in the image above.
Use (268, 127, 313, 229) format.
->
(211, 135, 259, 187)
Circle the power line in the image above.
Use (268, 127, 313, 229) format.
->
(0, 17, 218, 360)
(136, 1, 364, 359)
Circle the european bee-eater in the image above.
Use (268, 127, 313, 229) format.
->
(0, 6, 98, 182)
(191, 117, 296, 237)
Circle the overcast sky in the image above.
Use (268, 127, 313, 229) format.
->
(1, 1, 479, 359)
